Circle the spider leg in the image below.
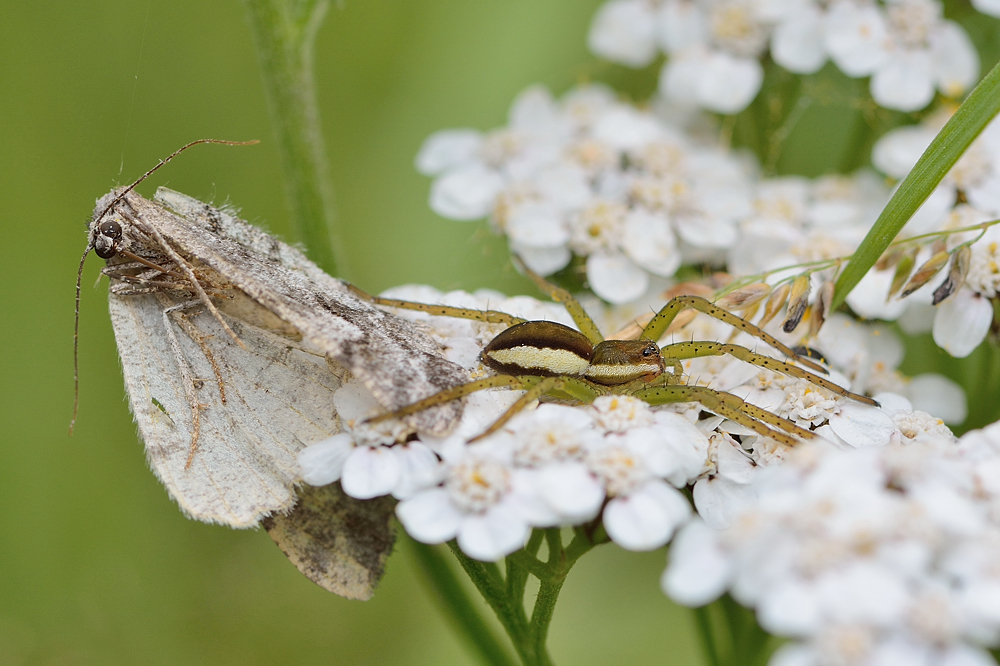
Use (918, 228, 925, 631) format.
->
(365, 375, 527, 425)
(641, 295, 828, 374)
(662, 341, 878, 406)
(514, 257, 604, 345)
(468, 376, 565, 443)
(633, 385, 815, 445)
(347, 284, 526, 326)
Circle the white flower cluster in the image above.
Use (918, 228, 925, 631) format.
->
(588, 0, 980, 113)
(663, 419, 1000, 666)
(297, 287, 965, 563)
(416, 84, 756, 304)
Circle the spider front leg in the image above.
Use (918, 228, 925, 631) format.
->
(347, 284, 527, 327)
(633, 384, 816, 446)
(641, 295, 828, 375)
(662, 340, 878, 406)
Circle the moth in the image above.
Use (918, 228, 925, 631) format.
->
(80, 147, 467, 598)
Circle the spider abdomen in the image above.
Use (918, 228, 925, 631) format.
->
(481, 321, 592, 377)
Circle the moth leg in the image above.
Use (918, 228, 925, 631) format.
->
(170, 309, 228, 406)
(641, 296, 827, 374)
(634, 384, 814, 446)
(514, 257, 604, 345)
(157, 297, 209, 468)
(130, 208, 245, 350)
(662, 340, 878, 406)
(347, 284, 526, 327)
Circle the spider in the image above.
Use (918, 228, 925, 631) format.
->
(356, 263, 878, 446)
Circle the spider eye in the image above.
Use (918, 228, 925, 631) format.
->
(94, 219, 123, 259)
(642, 346, 655, 357)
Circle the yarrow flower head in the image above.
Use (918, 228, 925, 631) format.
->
(417, 84, 756, 303)
(663, 419, 1000, 665)
(587, 0, 979, 113)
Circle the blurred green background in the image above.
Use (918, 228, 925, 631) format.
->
(3, 1, 999, 664)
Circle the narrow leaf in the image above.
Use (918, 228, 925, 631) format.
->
(831, 59, 1000, 310)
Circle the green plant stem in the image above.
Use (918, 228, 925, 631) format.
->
(408, 538, 517, 666)
(241, 0, 345, 275)
(440, 529, 599, 666)
(832, 58, 1000, 310)
(693, 605, 722, 666)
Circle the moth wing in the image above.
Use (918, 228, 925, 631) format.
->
(148, 188, 466, 435)
(262, 483, 395, 600)
(109, 291, 341, 528)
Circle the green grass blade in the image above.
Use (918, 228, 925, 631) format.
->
(831, 59, 1000, 311)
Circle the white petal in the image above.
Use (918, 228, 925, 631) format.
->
(828, 403, 896, 448)
(696, 53, 763, 115)
(932, 21, 979, 99)
(298, 434, 353, 486)
(397, 489, 462, 543)
(872, 125, 936, 179)
(674, 212, 738, 249)
(768, 644, 818, 666)
(659, 54, 701, 108)
(622, 208, 680, 277)
(415, 129, 482, 175)
(591, 107, 664, 151)
(693, 476, 756, 529)
(845, 268, 908, 320)
(536, 462, 605, 523)
(505, 203, 570, 248)
(341, 446, 402, 499)
(932, 288, 993, 358)
(586, 251, 649, 304)
(771, 6, 826, 74)
(940, 645, 998, 666)
(757, 579, 823, 637)
(588, 0, 659, 67)
(824, 2, 889, 77)
(392, 443, 445, 500)
(871, 51, 935, 113)
(429, 165, 504, 220)
(661, 520, 730, 606)
(817, 561, 908, 626)
(510, 242, 572, 276)
(973, 0, 1000, 17)
(656, 0, 709, 53)
(906, 373, 967, 425)
(508, 85, 561, 135)
(457, 508, 530, 561)
(604, 480, 691, 551)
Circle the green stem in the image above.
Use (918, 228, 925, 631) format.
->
(241, 0, 345, 275)
(448, 542, 537, 665)
(693, 605, 722, 666)
(408, 539, 517, 666)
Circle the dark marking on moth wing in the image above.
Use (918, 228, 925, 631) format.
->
(203, 205, 223, 233)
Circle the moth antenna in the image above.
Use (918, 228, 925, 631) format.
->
(74, 138, 258, 433)
(93, 138, 259, 228)
(71, 246, 90, 435)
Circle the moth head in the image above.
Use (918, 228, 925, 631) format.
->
(92, 217, 123, 259)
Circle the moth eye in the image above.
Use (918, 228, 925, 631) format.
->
(94, 219, 123, 258)
(99, 220, 122, 240)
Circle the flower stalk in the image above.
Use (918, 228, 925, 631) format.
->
(241, 0, 345, 275)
